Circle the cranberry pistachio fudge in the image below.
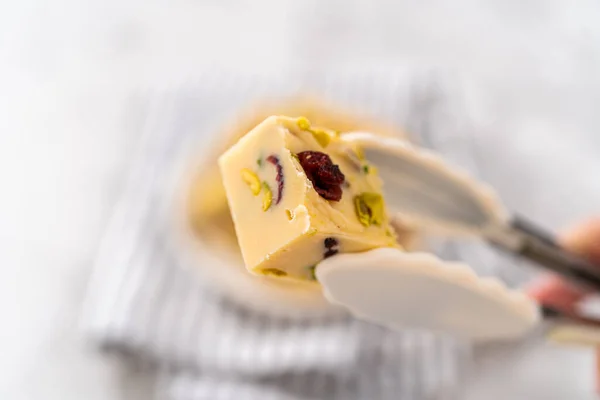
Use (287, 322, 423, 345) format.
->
(188, 97, 406, 258)
(218, 116, 399, 281)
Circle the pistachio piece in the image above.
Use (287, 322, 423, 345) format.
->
(354, 146, 366, 160)
(307, 265, 317, 281)
(295, 117, 331, 148)
(310, 129, 331, 148)
(285, 209, 294, 220)
(354, 192, 385, 227)
(297, 116, 311, 130)
(261, 268, 287, 277)
(262, 181, 273, 211)
(241, 168, 261, 195)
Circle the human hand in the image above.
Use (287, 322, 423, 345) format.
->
(527, 218, 600, 314)
(526, 218, 600, 392)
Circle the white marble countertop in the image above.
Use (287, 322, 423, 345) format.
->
(2, 0, 600, 398)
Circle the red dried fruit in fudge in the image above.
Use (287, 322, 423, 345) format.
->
(324, 248, 339, 258)
(266, 155, 284, 204)
(297, 151, 345, 201)
(323, 237, 339, 258)
(324, 237, 338, 249)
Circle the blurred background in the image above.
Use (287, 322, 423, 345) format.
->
(2, 0, 600, 399)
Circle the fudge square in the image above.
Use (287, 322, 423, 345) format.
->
(219, 116, 398, 282)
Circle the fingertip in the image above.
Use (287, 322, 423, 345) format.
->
(526, 276, 588, 314)
(560, 218, 600, 262)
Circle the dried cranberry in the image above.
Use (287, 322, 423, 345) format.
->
(324, 237, 338, 249)
(324, 248, 339, 258)
(323, 237, 339, 259)
(296, 151, 345, 201)
(266, 155, 284, 204)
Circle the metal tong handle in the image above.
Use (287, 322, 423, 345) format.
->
(488, 216, 600, 331)
(488, 215, 600, 293)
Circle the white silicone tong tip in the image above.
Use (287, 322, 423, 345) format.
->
(317, 248, 540, 341)
(340, 132, 509, 236)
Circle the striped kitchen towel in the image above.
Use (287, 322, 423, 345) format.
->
(81, 69, 520, 400)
